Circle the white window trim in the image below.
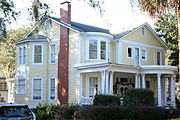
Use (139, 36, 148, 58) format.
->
(86, 73, 100, 98)
(32, 77, 43, 101)
(48, 77, 57, 101)
(127, 46, 134, 59)
(141, 48, 148, 61)
(87, 39, 109, 61)
(32, 43, 43, 65)
(156, 50, 162, 65)
(18, 45, 27, 66)
(16, 77, 26, 95)
(49, 42, 57, 64)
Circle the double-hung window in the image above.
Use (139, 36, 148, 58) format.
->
(18, 45, 27, 65)
(127, 47, 133, 58)
(88, 40, 107, 60)
(89, 77, 98, 97)
(33, 44, 43, 64)
(89, 40, 98, 59)
(33, 78, 42, 100)
(50, 44, 56, 64)
(18, 78, 25, 94)
(49, 78, 55, 100)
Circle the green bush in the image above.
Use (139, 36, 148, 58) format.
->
(34, 103, 59, 120)
(54, 104, 78, 120)
(124, 88, 155, 109)
(93, 94, 120, 106)
(75, 106, 125, 120)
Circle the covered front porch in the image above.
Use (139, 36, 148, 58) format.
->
(75, 63, 177, 107)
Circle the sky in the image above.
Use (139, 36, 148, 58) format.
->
(10, 0, 155, 33)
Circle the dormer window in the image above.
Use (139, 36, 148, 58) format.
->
(88, 39, 108, 60)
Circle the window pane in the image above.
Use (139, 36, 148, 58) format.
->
(18, 79, 25, 93)
(34, 45, 42, 63)
(89, 77, 98, 97)
(101, 42, 106, 60)
(50, 78, 55, 100)
(50, 44, 56, 63)
(128, 48, 132, 57)
(33, 79, 41, 100)
(23, 47, 26, 64)
(157, 52, 160, 65)
(19, 47, 22, 64)
(142, 50, 145, 59)
(89, 50, 97, 59)
(89, 40, 97, 59)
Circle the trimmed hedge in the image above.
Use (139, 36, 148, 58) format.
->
(75, 106, 126, 120)
(93, 94, 120, 106)
(124, 88, 155, 109)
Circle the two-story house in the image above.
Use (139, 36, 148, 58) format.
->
(14, 1, 177, 108)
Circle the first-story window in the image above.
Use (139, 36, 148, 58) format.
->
(128, 47, 132, 58)
(18, 79, 25, 93)
(49, 78, 55, 100)
(89, 40, 98, 59)
(33, 78, 42, 100)
(89, 77, 98, 97)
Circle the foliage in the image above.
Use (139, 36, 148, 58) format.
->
(0, 28, 30, 78)
(54, 104, 79, 120)
(75, 106, 125, 120)
(176, 97, 180, 109)
(154, 12, 178, 66)
(34, 103, 59, 120)
(93, 94, 120, 106)
(0, 0, 19, 35)
(123, 88, 155, 109)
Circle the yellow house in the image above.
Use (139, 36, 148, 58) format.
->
(14, 2, 177, 107)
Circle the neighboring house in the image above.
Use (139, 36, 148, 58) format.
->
(0, 78, 15, 104)
(14, 1, 177, 107)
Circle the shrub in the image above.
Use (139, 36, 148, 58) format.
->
(34, 103, 59, 120)
(75, 106, 126, 120)
(93, 94, 120, 106)
(124, 88, 155, 109)
(54, 104, 79, 120)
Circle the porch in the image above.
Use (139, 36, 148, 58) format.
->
(75, 63, 177, 107)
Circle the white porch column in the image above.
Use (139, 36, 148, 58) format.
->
(170, 75, 176, 106)
(157, 73, 162, 107)
(105, 71, 110, 94)
(78, 72, 83, 104)
(142, 74, 146, 88)
(135, 73, 139, 88)
(101, 71, 105, 94)
(110, 71, 114, 95)
(161, 76, 167, 106)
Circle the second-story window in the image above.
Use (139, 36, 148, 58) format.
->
(23, 46, 26, 64)
(50, 44, 56, 64)
(141, 49, 147, 60)
(33, 44, 43, 64)
(101, 41, 106, 60)
(128, 47, 132, 58)
(19, 47, 22, 64)
(89, 40, 98, 59)
(88, 40, 108, 60)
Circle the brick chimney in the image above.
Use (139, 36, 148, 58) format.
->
(58, 1, 71, 105)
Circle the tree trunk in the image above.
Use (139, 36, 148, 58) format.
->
(178, 6, 180, 80)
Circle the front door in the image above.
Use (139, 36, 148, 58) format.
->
(135, 48, 140, 66)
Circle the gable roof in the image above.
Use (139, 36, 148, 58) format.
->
(49, 16, 110, 33)
(114, 22, 169, 50)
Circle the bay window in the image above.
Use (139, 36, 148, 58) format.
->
(33, 78, 42, 100)
(88, 40, 108, 60)
(33, 43, 43, 64)
(18, 45, 27, 65)
(17, 78, 25, 94)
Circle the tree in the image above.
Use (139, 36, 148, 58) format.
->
(0, 28, 30, 78)
(154, 12, 178, 66)
(129, 0, 180, 73)
(0, 0, 18, 36)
